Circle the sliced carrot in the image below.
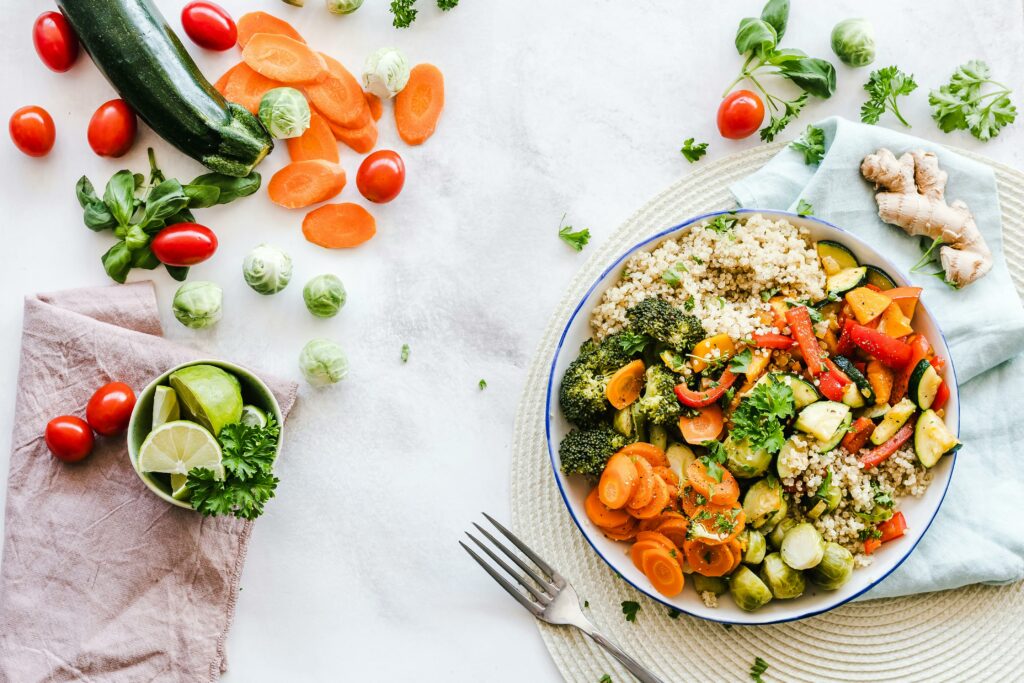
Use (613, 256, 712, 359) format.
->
(306, 54, 370, 127)
(268, 160, 346, 209)
(627, 475, 670, 519)
(616, 442, 668, 468)
(653, 466, 679, 487)
(606, 359, 645, 410)
(242, 33, 327, 84)
(627, 456, 655, 510)
(688, 503, 745, 546)
(686, 460, 739, 506)
(639, 511, 686, 532)
(680, 485, 705, 517)
(635, 530, 677, 551)
(642, 547, 685, 597)
(222, 63, 282, 114)
(302, 203, 377, 249)
(678, 404, 724, 445)
(598, 452, 638, 510)
(584, 488, 631, 529)
(600, 518, 639, 541)
(630, 540, 667, 571)
(213, 63, 243, 95)
(327, 116, 379, 154)
(654, 517, 690, 548)
(237, 12, 306, 48)
(286, 111, 340, 163)
(394, 63, 445, 145)
(683, 539, 734, 577)
(364, 92, 383, 121)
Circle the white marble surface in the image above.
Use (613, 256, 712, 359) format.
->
(2, 0, 1024, 680)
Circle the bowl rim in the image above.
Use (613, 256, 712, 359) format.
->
(543, 208, 960, 625)
(126, 358, 285, 510)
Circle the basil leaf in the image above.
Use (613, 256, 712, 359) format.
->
(165, 264, 189, 281)
(188, 171, 262, 205)
(168, 208, 196, 226)
(766, 48, 807, 65)
(779, 58, 837, 98)
(760, 0, 789, 41)
(131, 245, 161, 270)
(140, 179, 189, 230)
(103, 171, 137, 227)
(75, 176, 100, 209)
(101, 241, 133, 283)
(125, 224, 149, 251)
(183, 184, 221, 209)
(735, 17, 777, 56)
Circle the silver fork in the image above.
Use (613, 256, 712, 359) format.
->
(461, 513, 665, 683)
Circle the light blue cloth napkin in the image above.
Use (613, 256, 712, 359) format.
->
(731, 116, 1024, 599)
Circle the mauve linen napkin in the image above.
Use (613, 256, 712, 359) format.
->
(0, 282, 297, 682)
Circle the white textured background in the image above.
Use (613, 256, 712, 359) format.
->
(1, 1, 1022, 680)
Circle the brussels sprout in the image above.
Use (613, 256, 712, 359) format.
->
(728, 565, 773, 612)
(767, 517, 798, 550)
(303, 274, 347, 318)
(823, 485, 842, 513)
(725, 435, 772, 478)
(692, 574, 727, 595)
(666, 442, 696, 484)
(830, 18, 876, 68)
(172, 281, 222, 329)
(759, 552, 806, 599)
(648, 424, 669, 452)
(742, 529, 767, 565)
(258, 87, 311, 139)
(780, 522, 826, 570)
(362, 47, 410, 99)
(326, 0, 363, 14)
(243, 244, 293, 295)
(808, 542, 855, 590)
(299, 338, 349, 386)
(760, 494, 789, 534)
(743, 477, 784, 529)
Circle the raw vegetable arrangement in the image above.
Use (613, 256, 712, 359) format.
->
(558, 213, 960, 611)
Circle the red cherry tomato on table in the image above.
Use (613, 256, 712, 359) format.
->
(151, 223, 219, 267)
(717, 89, 765, 140)
(88, 99, 137, 158)
(181, 1, 237, 51)
(33, 11, 79, 73)
(86, 382, 136, 436)
(9, 106, 56, 157)
(356, 150, 406, 204)
(45, 416, 94, 462)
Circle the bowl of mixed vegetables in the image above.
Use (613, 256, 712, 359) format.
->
(546, 209, 960, 624)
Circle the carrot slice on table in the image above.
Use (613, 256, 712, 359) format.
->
(616, 442, 668, 468)
(598, 452, 639, 510)
(306, 54, 370, 127)
(268, 160, 346, 209)
(642, 547, 685, 597)
(327, 117, 378, 154)
(302, 203, 377, 249)
(627, 456, 655, 510)
(242, 33, 327, 84)
(237, 11, 306, 48)
(213, 63, 243, 95)
(685, 460, 739, 506)
(394, 63, 445, 145)
(683, 539, 734, 577)
(627, 475, 670, 519)
(678, 404, 724, 445)
(605, 359, 645, 410)
(584, 488, 631, 529)
(364, 92, 383, 121)
(223, 63, 282, 114)
(286, 111, 340, 163)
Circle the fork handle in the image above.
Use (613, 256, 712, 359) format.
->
(578, 627, 665, 683)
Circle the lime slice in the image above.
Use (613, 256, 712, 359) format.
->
(240, 404, 268, 428)
(168, 365, 243, 436)
(138, 420, 223, 479)
(170, 473, 190, 500)
(152, 385, 180, 428)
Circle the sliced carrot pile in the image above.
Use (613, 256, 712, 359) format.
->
(306, 54, 370, 127)
(327, 117, 378, 154)
(364, 92, 383, 121)
(394, 63, 445, 145)
(286, 111, 340, 163)
(242, 33, 328, 84)
(302, 203, 377, 249)
(616, 442, 668, 468)
(268, 160, 346, 209)
(642, 547, 685, 597)
(598, 452, 638, 509)
(584, 488, 630, 529)
(605, 360, 645, 410)
(222, 63, 282, 114)
(627, 457, 655, 510)
(626, 474, 670, 519)
(213, 63, 242, 95)
(237, 12, 306, 49)
(686, 459, 739, 506)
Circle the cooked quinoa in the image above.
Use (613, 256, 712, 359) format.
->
(591, 213, 826, 340)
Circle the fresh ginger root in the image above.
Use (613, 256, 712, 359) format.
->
(860, 148, 992, 287)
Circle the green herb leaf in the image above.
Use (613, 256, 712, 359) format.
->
(478, 379, 487, 390)
(188, 172, 262, 205)
(103, 171, 137, 227)
(616, 331, 652, 355)
(124, 224, 149, 251)
(131, 245, 161, 270)
(680, 137, 709, 163)
(729, 348, 753, 373)
(730, 376, 794, 453)
(861, 66, 917, 127)
(750, 656, 769, 682)
(735, 17, 777, 57)
(390, 0, 418, 27)
(401, 344, 411, 363)
(791, 124, 825, 165)
(928, 60, 1016, 141)
(558, 215, 591, 252)
(760, 91, 808, 142)
(621, 600, 641, 623)
(760, 287, 779, 302)
(437, 0, 458, 9)
(759, 0, 789, 40)
(101, 241, 133, 284)
(165, 264, 189, 281)
(706, 215, 738, 234)
(778, 57, 836, 99)
(796, 198, 813, 216)
(182, 184, 221, 209)
(139, 179, 189, 232)
(667, 608, 681, 619)
(662, 262, 689, 286)
(815, 468, 833, 500)
(684, 295, 696, 312)
(599, 676, 612, 683)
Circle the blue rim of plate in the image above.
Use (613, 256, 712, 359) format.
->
(543, 208, 960, 626)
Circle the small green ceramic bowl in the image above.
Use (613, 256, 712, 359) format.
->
(126, 359, 284, 510)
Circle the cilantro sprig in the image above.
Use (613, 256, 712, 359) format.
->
(861, 66, 918, 127)
(929, 60, 1017, 141)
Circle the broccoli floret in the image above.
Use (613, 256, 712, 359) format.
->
(636, 364, 683, 426)
(625, 298, 705, 352)
(559, 336, 643, 426)
(559, 426, 628, 477)
(595, 332, 642, 369)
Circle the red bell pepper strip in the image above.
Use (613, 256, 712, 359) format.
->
(841, 417, 875, 453)
(849, 323, 914, 370)
(878, 511, 908, 543)
(859, 418, 916, 469)
(785, 306, 825, 376)
(932, 380, 950, 411)
(864, 537, 882, 555)
(751, 333, 795, 349)
(673, 369, 739, 408)
(835, 319, 857, 357)
(930, 355, 947, 372)
(817, 369, 847, 402)
(891, 335, 931, 402)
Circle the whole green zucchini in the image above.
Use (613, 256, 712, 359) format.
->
(57, 0, 272, 177)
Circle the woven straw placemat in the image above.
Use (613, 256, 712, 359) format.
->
(510, 142, 1024, 682)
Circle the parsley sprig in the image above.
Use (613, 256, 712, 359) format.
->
(558, 214, 591, 251)
(790, 124, 825, 165)
(621, 600, 641, 622)
(929, 60, 1017, 141)
(796, 198, 813, 216)
(680, 138, 709, 163)
(750, 656, 770, 682)
(861, 66, 918, 127)
(730, 377, 795, 454)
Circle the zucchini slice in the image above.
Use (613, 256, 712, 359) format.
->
(826, 267, 869, 298)
(908, 359, 943, 410)
(865, 265, 897, 291)
(870, 398, 917, 445)
(840, 382, 866, 409)
(817, 412, 852, 452)
(754, 372, 820, 409)
(859, 402, 891, 420)
(795, 401, 851, 442)
(816, 240, 860, 271)
(914, 409, 960, 467)
(831, 355, 875, 403)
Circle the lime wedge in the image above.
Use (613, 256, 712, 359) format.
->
(152, 385, 180, 428)
(170, 473, 190, 500)
(168, 365, 243, 436)
(138, 420, 223, 479)
(240, 404, 268, 428)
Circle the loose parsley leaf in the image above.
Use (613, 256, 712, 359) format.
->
(617, 331, 652, 355)
(701, 439, 729, 483)
(791, 124, 825, 165)
(730, 377, 795, 454)
(815, 468, 833, 500)
(437, 0, 458, 9)
(680, 137, 709, 163)
(760, 287, 779, 302)
(706, 215, 738, 234)
(621, 600, 641, 622)
(760, 91, 809, 142)
(558, 214, 591, 251)
(599, 676, 612, 683)
(478, 379, 487, 390)
(861, 66, 918, 127)
(929, 60, 1016, 141)
(750, 656, 770, 682)
(401, 343, 410, 363)
(729, 348, 753, 373)
(390, 0, 418, 28)
(662, 261, 689, 286)
(684, 295, 696, 312)
(667, 608, 681, 619)
(796, 198, 813, 216)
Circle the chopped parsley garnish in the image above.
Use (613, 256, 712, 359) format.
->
(706, 215, 738, 234)
(584, 600, 590, 608)
(558, 214, 591, 251)
(730, 377, 795, 454)
(478, 379, 488, 390)
(859, 527, 883, 541)
(814, 468, 833, 500)
(616, 331, 652, 355)
(716, 296, 726, 309)
(683, 295, 696, 311)
(729, 348, 753, 373)
(796, 198, 813, 216)
(872, 481, 895, 508)
(667, 608, 681, 619)
(401, 343, 410, 363)
(791, 124, 825, 165)
(750, 656, 770, 682)
(691, 255, 704, 264)
(701, 439, 729, 483)
(599, 676, 613, 683)
(621, 600, 641, 622)
(680, 137, 709, 163)
(760, 287, 779, 302)
(662, 262, 689, 286)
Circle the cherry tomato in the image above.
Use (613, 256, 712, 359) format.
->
(151, 223, 219, 267)
(33, 11, 79, 72)
(356, 150, 406, 203)
(45, 416, 94, 462)
(9, 106, 55, 157)
(86, 382, 137, 436)
(181, 1, 237, 51)
(717, 89, 765, 140)
(87, 99, 137, 158)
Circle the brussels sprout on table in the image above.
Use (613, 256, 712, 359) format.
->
(258, 87, 311, 139)
(729, 565, 773, 612)
(172, 281, 223, 329)
(808, 542, 855, 590)
(831, 18, 876, 67)
(243, 244, 293, 295)
(299, 338, 349, 386)
(759, 552, 807, 599)
(303, 274, 347, 318)
(326, 0, 364, 14)
(362, 47, 410, 99)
